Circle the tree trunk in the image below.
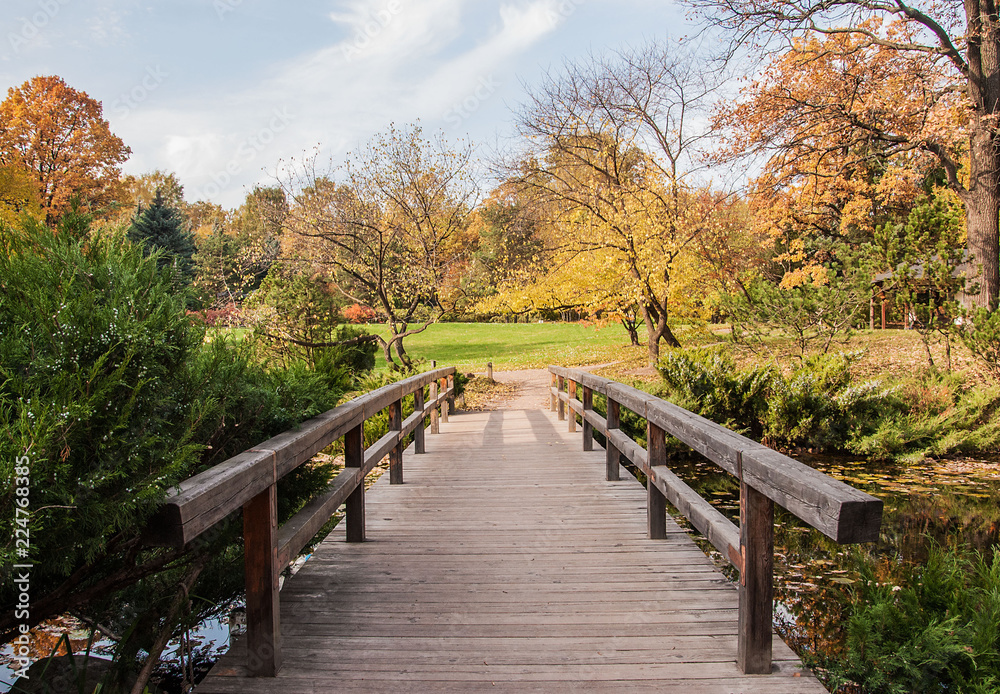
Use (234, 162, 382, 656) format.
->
(963, 162, 1000, 310)
(641, 302, 681, 364)
(962, 0, 1000, 310)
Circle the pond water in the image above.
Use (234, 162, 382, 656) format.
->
(657, 451, 1000, 676)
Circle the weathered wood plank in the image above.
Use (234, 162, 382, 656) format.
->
(196, 402, 826, 694)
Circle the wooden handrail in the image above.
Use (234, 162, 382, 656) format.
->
(147, 366, 456, 677)
(548, 365, 882, 675)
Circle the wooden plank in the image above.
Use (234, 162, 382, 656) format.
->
(414, 386, 425, 454)
(606, 397, 620, 482)
(389, 399, 403, 484)
(276, 467, 363, 567)
(364, 430, 397, 472)
(197, 400, 826, 694)
(738, 480, 774, 674)
(344, 423, 365, 543)
(647, 421, 667, 540)
(568, 381, 577, 432)
(645, 399, 881, 543)
(150, 367, 457, 548)
(242, 484, 281, 676)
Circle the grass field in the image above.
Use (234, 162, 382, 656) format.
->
(368, 321, 651, 373)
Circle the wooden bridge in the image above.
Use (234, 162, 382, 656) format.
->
(150, 366, 882, 692)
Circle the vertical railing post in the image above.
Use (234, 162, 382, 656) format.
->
(606, 397, 621, 481)
(243, 483, 281, 676)
(345, 423, 365, 542)
(487, 362, 493, 381)
(567, 380, 577, 432)
(447, 374, 455, 416)
(646, 420, 667, 540)
(738, 462, 774, 674)
(389, 397, 403, 484)
(430, 380, 440, 434)
(582, 386, 593, 451)
(557, 376, 566, 420)
(550, 373, 557, 412)
(414, 385, 426, 454)
(440, 377, 450, 424)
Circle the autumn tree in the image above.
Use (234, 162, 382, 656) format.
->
(506, 41, 722, 361)
(0, 76, 130, 224)
(281, 124, 476, 368)
(688, 0, 998, 310)
(0, 164, 42, 226)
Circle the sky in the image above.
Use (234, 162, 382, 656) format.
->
(0, 0, 696, 209)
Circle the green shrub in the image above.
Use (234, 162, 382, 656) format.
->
(0, 216, 372, 689)
(655, 348, 772, 439)
(825, 543, 1000, 693)
(962, 308, 1000, 381)
(656, 348, 897, 452)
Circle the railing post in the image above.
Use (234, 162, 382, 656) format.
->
(549, 373, 557, 412)
(606, 397, 620, 482)
(389, 397, 403, 484)
(414, 385, 426, 454)
(646, 421, 667, 540)
(738, 465, 775, 674)
(582, 386, 593, 451)
(345, 423, 365, 542)
(243, 483, 281, 676)
(567, 380, 577, 433)
(557, 376, 565, 420)
(430, 380, 440, 434)
(487, 362, 493, 381)
(440, 377, 449, 424)
(447, 374, 455, 415)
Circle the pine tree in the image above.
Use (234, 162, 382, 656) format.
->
(128, 189, 196, 285)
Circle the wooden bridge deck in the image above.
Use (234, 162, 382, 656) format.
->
(196, 404, 827, 693)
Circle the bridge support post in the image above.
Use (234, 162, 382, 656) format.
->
(243, 483, 282, 676)
(414, 386, 426, 454)
(440, 378, 450, 424)
(389, 398, 403, 484)
(557, 376, 565, 420)
(447, 374, 455, 416)
(345, 423, 365, 541)
(738, 471, 774, 674)
(567, 380, 577, 432)
(550, 373, 557, 411)
(646, 421, 667, 540)
(606, 397, 620, 481)
(582, 386, 593, 451)
(430, 381, 440, 434)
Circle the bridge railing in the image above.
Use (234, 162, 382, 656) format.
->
(548, 365, 882, 675)
(145, 367, 456, 677)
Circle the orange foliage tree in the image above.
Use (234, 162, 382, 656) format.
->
(0, 75, 131, 224)
(716, 25, 962, 288)
(690, 0, 997, 310)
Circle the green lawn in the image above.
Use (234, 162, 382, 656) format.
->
(368, 321, 645, 372)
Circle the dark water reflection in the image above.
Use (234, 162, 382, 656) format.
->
(659, 452, 1000, 666)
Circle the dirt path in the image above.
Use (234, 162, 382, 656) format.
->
(489, 369, 551, 410)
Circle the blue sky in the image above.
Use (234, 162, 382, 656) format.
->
(1, 0, 694, 208)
